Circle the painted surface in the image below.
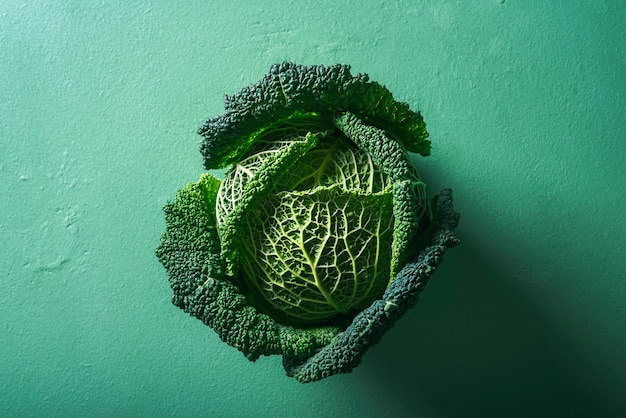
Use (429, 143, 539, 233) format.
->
(1, 1, 624, 416)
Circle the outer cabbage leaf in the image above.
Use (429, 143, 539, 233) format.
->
(198, 63, 429, 169)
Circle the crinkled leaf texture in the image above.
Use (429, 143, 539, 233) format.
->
(240, 185, 395, 324)
(156, 62, 460, 382)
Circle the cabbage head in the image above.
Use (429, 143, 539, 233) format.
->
(156, 63, 459, 382)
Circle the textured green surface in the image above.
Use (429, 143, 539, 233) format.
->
(1, 1, 625, 416)
(241, 185, 395, 324)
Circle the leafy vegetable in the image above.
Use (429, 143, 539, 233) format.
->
(156, 62, 460, 382)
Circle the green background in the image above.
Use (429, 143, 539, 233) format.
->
(2, 1, 625, 416)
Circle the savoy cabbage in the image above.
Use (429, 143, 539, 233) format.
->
(156, 62, 459, 382)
